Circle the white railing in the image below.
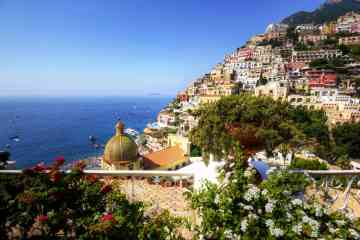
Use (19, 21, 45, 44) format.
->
(292, 170, 360, 216)
(291, 170, 360, 176)
(0, 169, 194, 177)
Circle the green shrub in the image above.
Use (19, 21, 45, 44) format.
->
(190, 144, 202, 157)
(290, 158, 328, 170)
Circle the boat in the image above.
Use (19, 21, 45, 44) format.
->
(9, 136, 21, 142)
(124, 128, 139, 138)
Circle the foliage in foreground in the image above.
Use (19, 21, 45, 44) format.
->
(0, 158, 184, 240)
(187, 161, 360, 239)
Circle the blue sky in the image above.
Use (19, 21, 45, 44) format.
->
(0, 0, 324, 96)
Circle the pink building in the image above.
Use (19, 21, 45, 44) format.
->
(224, 48, 254, 63)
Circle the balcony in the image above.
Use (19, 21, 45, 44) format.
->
(1, 167, 360, 239)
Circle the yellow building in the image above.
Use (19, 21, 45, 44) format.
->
(199, 95, 221, 104)
(321, 22, 337, 35)
(254, 81, 289, 101)
(167, 134, 191, 155)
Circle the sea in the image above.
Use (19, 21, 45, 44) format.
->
(0, 96, 171, 169)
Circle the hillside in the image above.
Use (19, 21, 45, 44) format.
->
(281, 0, 360, 26)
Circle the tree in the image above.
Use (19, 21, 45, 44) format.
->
(337, 44, 351, 55)
(309, 58, 345, 70)
(258, 75, 268, 86)
(351, 45, 360, 57)
(189, 95, 329, 162)
(309, 58, 329, 69)
(286, 27, 299, 43)
(332, 123, 360, 159)
(322, 38, 337, 46)
(294, 42, 309, 51)
(190, 144, 202, 157)
(353, 77, 360, 97)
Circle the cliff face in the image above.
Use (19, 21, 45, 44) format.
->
(281, 0, 360, 26)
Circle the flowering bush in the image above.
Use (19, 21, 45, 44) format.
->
(0, 158, 185, 239)
(187, 161, 360, 239)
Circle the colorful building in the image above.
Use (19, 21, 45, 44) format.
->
(292, 50, 341, 63)
(339, 35, 360, 45)
(306, 69, 337, 88)
(336, 12, 360, 33)
(298, 34, 327, 45)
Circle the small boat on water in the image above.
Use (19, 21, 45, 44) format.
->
(9, 136, 21, 142)
(124, 128, 139, 138)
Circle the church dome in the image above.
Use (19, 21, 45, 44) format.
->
(103, 121, 138, 169)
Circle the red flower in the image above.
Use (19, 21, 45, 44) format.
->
(35, 215, 48, 223)
(100, 184, 112, 194)
(100, 213, 115, 223)
(54, 156, 65, 167)
(49, 171, 62, 183)
(32, 162, 47, 172)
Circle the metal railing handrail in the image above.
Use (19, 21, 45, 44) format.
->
(0, 169, 195, 177)
(291, 170, 360, 176)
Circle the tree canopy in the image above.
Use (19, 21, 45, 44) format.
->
(190, 94, 329, 162)
(332, 122, 360, 159)
(309, 58, 345, 70)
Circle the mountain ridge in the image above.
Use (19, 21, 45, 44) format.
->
(281, 0, 360, 26)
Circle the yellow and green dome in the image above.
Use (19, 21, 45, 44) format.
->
(103, 121, 138, 168)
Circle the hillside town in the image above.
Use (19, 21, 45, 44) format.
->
(137, 11, 360, 171)
(4, 1, 360, 239)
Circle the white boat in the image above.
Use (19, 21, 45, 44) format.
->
(124, 128, 139, 137)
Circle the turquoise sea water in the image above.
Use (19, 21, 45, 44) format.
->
(0, 96, 171, 168)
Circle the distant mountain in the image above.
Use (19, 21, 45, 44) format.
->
(281, 0, 360, 26)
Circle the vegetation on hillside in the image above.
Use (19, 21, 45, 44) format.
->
(281, 0, 360, 26)
(309, 57, 346, 70)
(332, 122, 360, 159)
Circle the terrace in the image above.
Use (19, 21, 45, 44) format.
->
(2, 168, 360, 216)
(1, 166, 360, 239)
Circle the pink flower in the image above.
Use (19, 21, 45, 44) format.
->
(100, 213, 115, 223)
(35, 215, 48, 223)
(54, 156, 65, 167)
